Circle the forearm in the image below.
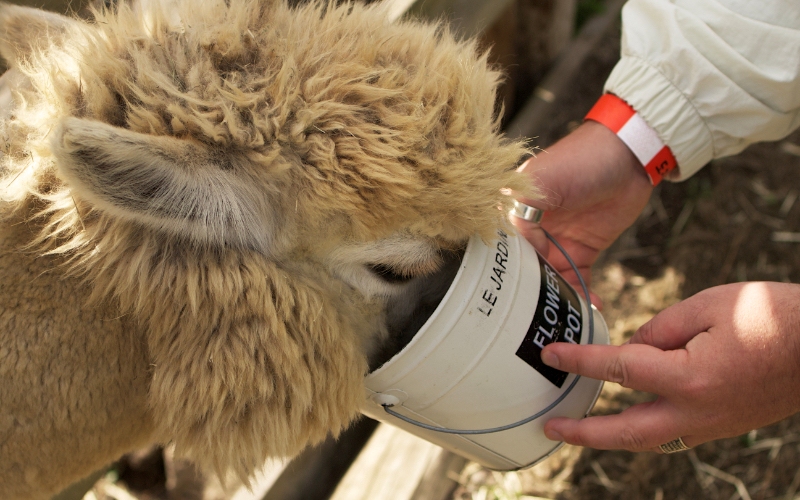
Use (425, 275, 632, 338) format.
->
(606, 0, 800, 180)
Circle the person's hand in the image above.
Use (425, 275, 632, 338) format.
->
(514, 121, 653, 290)
(540, 282, 800, 451)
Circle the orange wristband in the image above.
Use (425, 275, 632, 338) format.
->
(585, 93, 677, 185)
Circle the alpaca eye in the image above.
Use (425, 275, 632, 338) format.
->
(366, 264, 415, 284)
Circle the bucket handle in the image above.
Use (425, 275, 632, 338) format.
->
(382, 228, 595, 435)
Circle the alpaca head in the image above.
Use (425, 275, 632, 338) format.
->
(0, 0, 530, 478)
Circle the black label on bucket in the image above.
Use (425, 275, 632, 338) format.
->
(515, 255, 583, 388)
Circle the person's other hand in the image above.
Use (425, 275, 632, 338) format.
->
(514, 121, 653, 290)
(540, 282, 800, 451)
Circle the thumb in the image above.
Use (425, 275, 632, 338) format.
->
(512, 214, 549, 255)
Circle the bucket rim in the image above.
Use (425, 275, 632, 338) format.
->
(365, 232, 486, 380)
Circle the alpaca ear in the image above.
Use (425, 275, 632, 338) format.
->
(0, 3, 79, 67)
(51, 117, 275, 251)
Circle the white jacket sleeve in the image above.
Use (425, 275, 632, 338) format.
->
(604, 0, 800, 180)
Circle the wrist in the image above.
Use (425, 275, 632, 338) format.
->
(518, 121, 652, 214)
(581, 120, 649, 186)
(585, 93, 677, 185)
(575, 121, 654, 201)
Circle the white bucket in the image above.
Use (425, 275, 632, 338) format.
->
(361, 228, 610, 470)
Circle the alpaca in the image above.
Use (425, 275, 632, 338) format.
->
(0, 0, 531, 498)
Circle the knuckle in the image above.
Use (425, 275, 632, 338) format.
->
(683, 378, 705, 399)
(634, 320, 656, 345)
(682, 373, 717, 399)
(618, 426, 649, 451)
(606, 357, 629, 386)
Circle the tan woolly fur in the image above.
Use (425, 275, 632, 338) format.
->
(0, 0, 535, 497)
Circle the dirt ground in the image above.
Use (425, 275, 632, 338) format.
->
(452, 12, 800, 500)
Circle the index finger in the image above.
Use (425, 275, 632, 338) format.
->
(541, 342, 687, 396)
(630, 290, 715, 350)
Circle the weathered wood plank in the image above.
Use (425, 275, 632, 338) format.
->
(384, 0, 579, 123)
(506, 0, 626, 140)
(382, 0, 419, 22)
(409, 446, 468, 500)
(259, 418, 379, 500)
(225, 457, 288, 500)
(399, 0, 517, 37)
(329, 424, 465, 500)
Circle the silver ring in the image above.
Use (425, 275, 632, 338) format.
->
(511, 200, 544, 223)
(659, 437, 690, 454)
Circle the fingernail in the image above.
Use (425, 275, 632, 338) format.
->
(545, 428, 563, 441)
(541, 350, 559, 369)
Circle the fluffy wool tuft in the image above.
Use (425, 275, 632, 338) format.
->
(0, 0, 533, 496)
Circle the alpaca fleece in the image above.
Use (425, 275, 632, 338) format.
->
(0, 0, 531, 497)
